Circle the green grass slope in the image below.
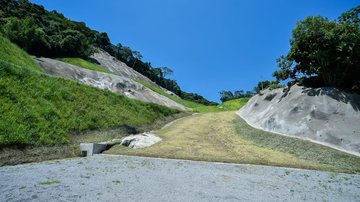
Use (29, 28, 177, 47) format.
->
(57, 57, 113, 74)
(138, 80, 250, 112)
(192, 98, 250, 112)
(0, 35, 179, 146)
(0, 36, 42, 72)
(137, 80, 204, 109)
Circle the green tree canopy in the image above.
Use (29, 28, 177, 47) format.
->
(273, 6, 360, 90)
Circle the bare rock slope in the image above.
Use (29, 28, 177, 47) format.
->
(90, 49, 179, 97)
(36, 57, 187, 110)
(90, 49, 151, 82)
(237, 84, 360, 156)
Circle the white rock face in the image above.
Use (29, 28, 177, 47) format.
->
(121, 133, 162, 149)
(90, 49, 180, 98)
(237, 84, 360, 156)
(36, 57, 187, 110)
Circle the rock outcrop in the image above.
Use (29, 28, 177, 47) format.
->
(90, 49, 179, 97)
(121, 133, 162, 149)
(36, 57, 187, 110)
(237, 84, 360, 156)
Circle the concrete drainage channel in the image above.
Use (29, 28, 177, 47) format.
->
(80, 132, 162, 156)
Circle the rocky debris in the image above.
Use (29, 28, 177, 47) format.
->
(99, 138, 122, 145)
(237, 84, 360, 156)
(79, 133, 161, 156)
(36, 57, 187, 110)
(121, 133, 162, 149)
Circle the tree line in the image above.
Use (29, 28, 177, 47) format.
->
(0, 0, 217, 106)
(219, 80, 283, 102)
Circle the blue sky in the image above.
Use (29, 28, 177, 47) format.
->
(31, 0, 359, 102)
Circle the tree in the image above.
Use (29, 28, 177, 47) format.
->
(254, 80, 282, 93)
(95, 32, 112, 54)
(60, 29, 93, 57)
(219, 91, 234, 102)
(273, 6, 360, 90)
(234, 90, 245, 98)
(160, 67, 173, 77)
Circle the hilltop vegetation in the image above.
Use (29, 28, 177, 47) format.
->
(0, 0, 216, 106)
(0, 35, 179, 146)
(273, 6, 360, 90)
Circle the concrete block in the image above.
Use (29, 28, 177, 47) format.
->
(80, 143, 107, 156)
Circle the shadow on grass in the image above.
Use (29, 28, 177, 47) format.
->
(233, 116, 360, 174)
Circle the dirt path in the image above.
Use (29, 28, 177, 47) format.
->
(106, 111, 360, 173)
(1, 155, 359, 202)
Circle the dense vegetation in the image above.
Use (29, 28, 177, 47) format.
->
(0, 0, 215, 105)
(0, 0, 99, 58)
(219, 90, 255, 102)
(273, 6, 360, 90)
(253, 80, 283, 93)
(0, 35, 178, 146)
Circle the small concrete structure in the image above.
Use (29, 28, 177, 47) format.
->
(80, 143, 108, 156)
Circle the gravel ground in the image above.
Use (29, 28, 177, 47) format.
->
(1, 155, 360, 202)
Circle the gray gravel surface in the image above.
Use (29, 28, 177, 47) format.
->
(1, 155, 360, 202)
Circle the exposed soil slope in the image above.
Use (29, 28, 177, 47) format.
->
(237, 84, 360, 156)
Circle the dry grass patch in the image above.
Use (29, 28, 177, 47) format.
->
(106, 111, 360, 174)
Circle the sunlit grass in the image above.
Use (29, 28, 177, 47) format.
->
(107, 111, 360, 174)
(0, 35, 42, 72)
(137, 80, 204, 109)
(57, 57, 113, 74)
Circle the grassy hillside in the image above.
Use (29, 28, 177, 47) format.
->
(57, 58, 113, 74)
(193, 98, 250, 112)
(138, 80, 250, 112)
(137, 80, 204, 108)
(0, 36, 42, 72)
(0, 35, 179, 146)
